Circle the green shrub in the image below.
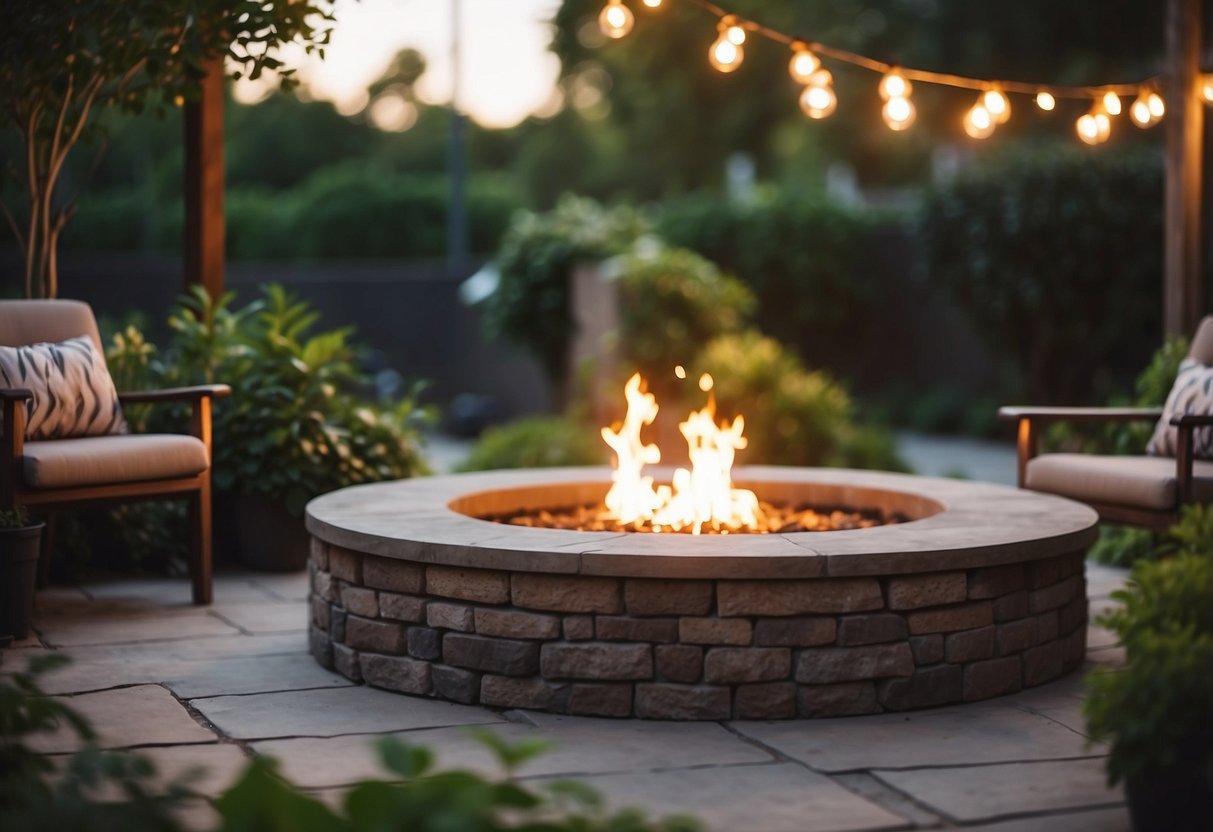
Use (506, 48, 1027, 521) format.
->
(922, 147, 1163, 405)
(1085, 552, 1213, 786)
(1087, 525, 1157, 568)
(459, 416, 605, 472)
(693, 330, 906, 471)
(656, 190, 876, 365)
(484, 196, 646, 387)
(616, 248, 754, 388)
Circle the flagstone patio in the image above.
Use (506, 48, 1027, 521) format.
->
(1, 560, 1131, 832)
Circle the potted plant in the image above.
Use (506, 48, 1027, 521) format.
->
(0, 505, 44, 641)
(1084, 552, 1213, 832)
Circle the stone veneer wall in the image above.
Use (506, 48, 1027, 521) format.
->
(308, 540, 1088, 719)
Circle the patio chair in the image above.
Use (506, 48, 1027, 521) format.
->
(0, 300, 230, 604)
(999, 315, 1213, 532)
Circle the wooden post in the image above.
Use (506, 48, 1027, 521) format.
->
(184, 57, 225, 299)
(1164, 0, 1204, 337)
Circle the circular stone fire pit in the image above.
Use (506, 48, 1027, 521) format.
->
(305, 467, 1098, 720)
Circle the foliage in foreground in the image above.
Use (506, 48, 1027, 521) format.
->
(1084, 551, 1213, 786)
(0, 657, 700, 832)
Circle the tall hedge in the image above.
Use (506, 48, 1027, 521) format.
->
(656, 191, 877, 366)
(920, 147, 1163, 404)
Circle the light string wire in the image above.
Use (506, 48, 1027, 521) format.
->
(682, 0, 1160, 98)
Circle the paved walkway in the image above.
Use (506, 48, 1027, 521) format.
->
(1, 560, 1129, 831)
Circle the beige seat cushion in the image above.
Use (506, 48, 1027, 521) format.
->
(1026, 453, 1213, 511)
(22, 434, 209, 489)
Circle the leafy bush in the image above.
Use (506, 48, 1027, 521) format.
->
(484, 196, 646, 386)
(922, 147, 1163, 405)
(693, 330, 906, 471)
(1085, 552, 1213, 786)
(2, 657, 701, 832)
(616, 248, 754, 390)
(459, 416, 605, 472)
(656, 190, 877, 366)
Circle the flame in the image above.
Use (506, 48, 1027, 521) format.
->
(601, 372, 764, 534)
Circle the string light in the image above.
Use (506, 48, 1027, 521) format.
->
(598, 0, 1166, 146)
(964, 97, 995, 139)
(799, 68, 836, 119)
(983, 87, 1011, 124)
(878, 69, 911, 100)
(882, 94, 916, 131)
(709, 17, 745, 73)
(598, 0, 634, 39)
(788, 40, 820, 84)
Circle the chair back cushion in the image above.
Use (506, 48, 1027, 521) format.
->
(0, 335, 128, 440)
(1189, 316, 1213, 365)
(0, 300, 104, 353)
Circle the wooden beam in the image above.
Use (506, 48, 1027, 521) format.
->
(1164, 0, 1204, 337)
(184, 57, 226, 299)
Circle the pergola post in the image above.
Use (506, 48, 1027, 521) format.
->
(1164, 0, 1206, 337)
(184, 57, 226, 299)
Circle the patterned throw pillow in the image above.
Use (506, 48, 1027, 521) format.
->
(0, 335, 128, 440)
(1146, 357, 1213, 459)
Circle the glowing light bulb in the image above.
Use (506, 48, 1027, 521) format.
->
(1202, 74, 1213, 102)
(1148, 92, 1165, 119)
(788, 42, 820, 84)
(642, 0, 662, 7)
(878, 69, 911, 100)
(598, 0, 634, 39)
(1102, 91, 1122, 116)
(963, 102, 995, 139)
(1076, 113, 1100, 145)
(726, 24, 746, 45)
(983, 88, 1011, 124)
(1094, 112, 1111, 141)
(1035, 91, 1056, 111)
(882, 95, 916, 131)
(709, 34, 744, 73)
(1130, 97, 1152, 128)
(799, 82, 836, 119)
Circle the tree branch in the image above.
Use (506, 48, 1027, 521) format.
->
(0, 197, 27, 257)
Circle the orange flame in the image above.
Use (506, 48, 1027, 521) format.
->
(602, 372, 764, 534)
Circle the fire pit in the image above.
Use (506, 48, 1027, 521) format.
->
(306, 374, 1097, 719)
(306, 466, 1096, 719)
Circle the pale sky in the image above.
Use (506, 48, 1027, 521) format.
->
(232, 0, 565, 129)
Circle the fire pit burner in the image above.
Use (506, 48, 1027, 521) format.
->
(306, 467, 1099, 720)
(482, 500, 899, 533)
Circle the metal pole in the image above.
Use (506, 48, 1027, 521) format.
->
(448, 0, 469, 275)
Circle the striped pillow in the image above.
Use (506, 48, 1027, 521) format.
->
(0, 335, 128, 440)
(1146, 357, 1213, 459)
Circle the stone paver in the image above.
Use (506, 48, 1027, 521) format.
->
(731, 696, 1102, 771)
(192, 685, 502, 739)
(536, 763, 908, 832)
(254, 715, 772, 788)
(874, 757, 1120, 823)
(30, 685, 217, 752)
(210, 602, 308, 634)
(2, 558, 1133, 830)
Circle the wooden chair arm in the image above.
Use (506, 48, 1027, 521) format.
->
(118, 384, 231, 404)
(1, 391, 29, 506)
(998, 406, 1165, 488)
(1169, 413, 1213, 427)
(998, 406, 1163, 423)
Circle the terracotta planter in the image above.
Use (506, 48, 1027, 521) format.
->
(234, 495, 310, 572)
(0, 523, 44, 640)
